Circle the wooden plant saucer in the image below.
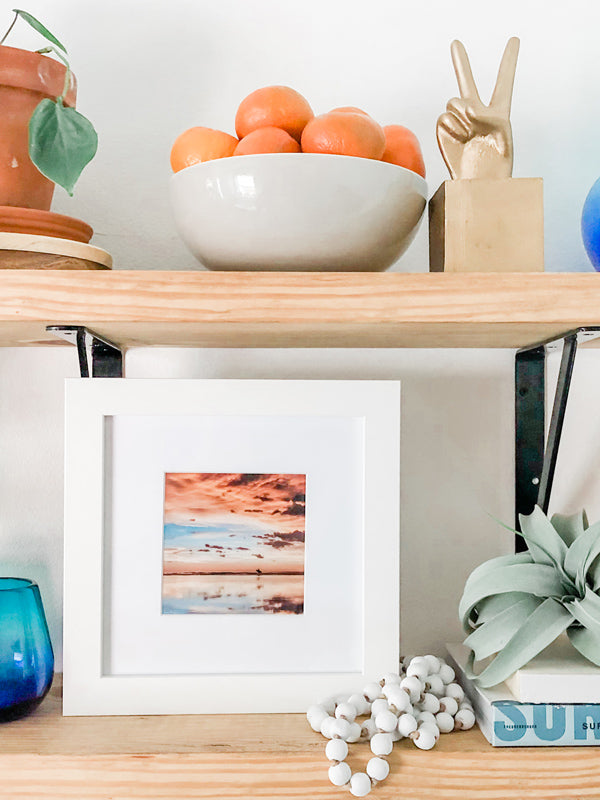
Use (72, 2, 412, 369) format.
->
(0, 232, 112, 270)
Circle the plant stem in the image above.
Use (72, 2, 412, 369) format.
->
(0, 10, 18, 45)
(61, 64, 71, 101)
(35, 44, 71, 101)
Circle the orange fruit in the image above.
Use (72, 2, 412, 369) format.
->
(234, 127, 301, 155)
(235, 86, 314, 142)
(381, 125, 426, 178)
(330, 106, 370, 116)
(170, 127, 238, 172)
(301, 111, 386, 160)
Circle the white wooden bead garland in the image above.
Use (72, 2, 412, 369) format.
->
(306, 654, 474, 796)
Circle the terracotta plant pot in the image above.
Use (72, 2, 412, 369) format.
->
(0, 45, 77, 211)
(0, 206, 92, 242)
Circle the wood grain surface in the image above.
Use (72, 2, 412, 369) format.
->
(0, 271, 598, 348)
(0, 251, 110, 270)
(0, 233, 112, 269)
(0, 680, 599, 799)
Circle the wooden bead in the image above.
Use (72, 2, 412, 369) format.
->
(350, 772, 372, 797)
(379, 671, 401, 686)
(346, 721, 362, 743)
(445, 683, 465, 703)
(418, 721, 440, 741)
(421, 692, 440, 713)
(423, 654, 442, 673)
(348, 692, 370, 716)
(320, 716, 336, 739)
(454, 707, 475, 730)
(415, 710, 436, 726)
(400, 676, 423, 702)
(308, 706, 329, 732)
(375, 710, 398, 733)
(331, 718, 352, 740)
(366, 757, 390, 781)
(308, 711, 331, 733)
(361, 717, 377, 739)
(370, 732, 393, 756)
(439, 664, 455, 684)
(412, 727, 436, 750)
(329, 762, 351, 786)
(406, 658, 429, 681)
(425, 674, 445, 697)
(439, 696, 459, 716)
(363, 682, 382, 702)
(371, 698, 389, 717)
(435, 711, 455, 733)
(397, 713, 417, 737)
(384, 687, 410, 713)
(335, 702, 357, 722)
(326, 738, 348, 762)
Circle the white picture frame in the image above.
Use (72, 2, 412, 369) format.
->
(63, 379, 400, 715)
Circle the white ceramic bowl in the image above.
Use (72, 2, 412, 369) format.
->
(170, 153, 427, 271)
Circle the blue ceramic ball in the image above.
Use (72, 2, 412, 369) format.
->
(581, 177, 600, 271)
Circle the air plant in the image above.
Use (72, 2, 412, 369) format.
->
(1, 9, 97, 194)
(459, 505, 600, 687)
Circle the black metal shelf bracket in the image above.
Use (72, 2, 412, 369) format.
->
(515, 326, 600, 549)
(46, 326, 124, 378)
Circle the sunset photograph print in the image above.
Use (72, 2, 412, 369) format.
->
(162, 473, 306, 614)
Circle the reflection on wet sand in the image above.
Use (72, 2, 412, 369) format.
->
(162, 573, 304, 614)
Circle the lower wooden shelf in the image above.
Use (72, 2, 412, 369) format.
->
(0, 271, 599, 349)
(1, 681, 599, 799)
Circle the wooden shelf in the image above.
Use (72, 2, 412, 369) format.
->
(0, 270, 599, 349)
(1, 682, 599, 799)
(1, 271, 600, 798)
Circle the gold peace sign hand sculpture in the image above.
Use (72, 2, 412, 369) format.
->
(437, 37, 520, 180)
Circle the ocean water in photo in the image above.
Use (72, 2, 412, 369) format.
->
(162, 574, 304, 614)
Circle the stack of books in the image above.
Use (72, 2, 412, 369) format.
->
(446, 641, 600, 746)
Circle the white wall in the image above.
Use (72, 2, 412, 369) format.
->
(2, 0, 600, 670)
(8, 0, 600, 273)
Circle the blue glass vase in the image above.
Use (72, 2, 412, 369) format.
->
(581, 177, 600, 271)
(0, 578, 54, 721)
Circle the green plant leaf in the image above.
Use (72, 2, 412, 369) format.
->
(471, 598, 573, 687)
(461, 507, 600, 686)
(459, 562, 565, 632)
(519, 505, 568, 570)
(460, 553, 533, 605)
(464, 596, 542, 661)
(567, 587, 600, 635)
(459, 559, 529, 632)
(591, 558, 600, 593)
(13, 9, 67, 53)
(519, 506, 577, 593)
(475, 591, 533, 624)
(29, 99, 97, 196)
(563, 521, 600, 595)
(552, 509, 588, 546)
(568, 625, 600, 666)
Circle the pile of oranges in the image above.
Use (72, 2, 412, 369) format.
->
(170, 85, 425, 178)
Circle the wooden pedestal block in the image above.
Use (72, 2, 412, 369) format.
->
(0, 233, 112, 270)
(429, 178, 544, 272)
